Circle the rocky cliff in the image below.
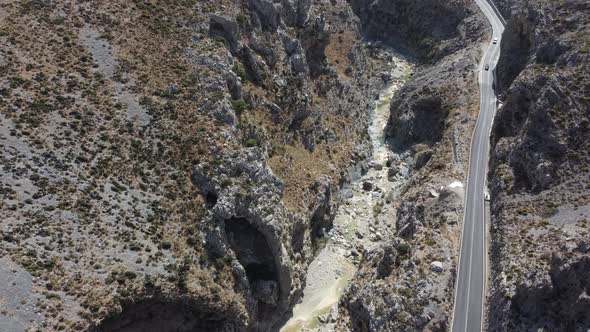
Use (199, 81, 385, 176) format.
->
(0, 0, 389, 330)
(487, 0, 590, 331)
(349, 0, 480, 61)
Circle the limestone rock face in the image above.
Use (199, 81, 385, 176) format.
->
(242, 46, 269, 83)
(366, 0, 489, 153)
(210, 15, 241, 52)
(281, 0, 312, 27)
(177, 0, 382, 328)
(212, 99, 239, 126)
(390, 95, 445, 149)
(396, 202, 424, 239)
(487, 1, 590, 331)
(350, 0, 481, 61)
(249, 0, 311, 31)
(250, 0, 282, 31)
(3, 0, 586, 330)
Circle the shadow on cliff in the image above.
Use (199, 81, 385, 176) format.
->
(92, 298, 245, 332)
(496, 256, 590, 332)
(349, 0, 486, 154)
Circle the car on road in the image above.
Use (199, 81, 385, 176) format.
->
(493, 37, 498, 44)
(485, 64, 490, 71)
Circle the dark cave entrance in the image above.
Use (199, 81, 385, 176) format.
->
(244, 262, 276, 283)
(93, 299, 236, 332)
(224, 218, 280, 316)
(309, 206, 332, 254)
(205, 191, 218, 207)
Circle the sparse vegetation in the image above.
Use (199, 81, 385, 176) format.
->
(230, 98, 248, 116)
(245, 138, 258, 147)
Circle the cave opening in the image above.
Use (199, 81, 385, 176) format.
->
(309, 207, 332, 254)
(291, 221, 305, 254)
(92, 299, 235, 332)
(224, 218, 280, 311)
(244, 262, 276, 282)
(205, 191, 218, 207)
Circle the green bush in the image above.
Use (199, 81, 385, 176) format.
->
(373, 203, 383, 216)
(397, 242, 411, 256)
(245, 138, 257, 147)
(236, 13, 248, 27)
(230, 99, 248, 116)
(210, 91, 225, 103)
(233, 63, 246, 81)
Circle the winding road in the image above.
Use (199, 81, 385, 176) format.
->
(451, 0, 505, 331)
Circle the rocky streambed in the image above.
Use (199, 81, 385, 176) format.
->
(280, 53, 413, 332)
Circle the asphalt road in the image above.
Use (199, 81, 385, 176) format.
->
(451, 1, 505, 331)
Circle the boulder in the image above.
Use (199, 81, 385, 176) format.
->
(414, 149, 433, 170)
(396, 202, 424, 238)
(387, 165, 399, 180)
(430, 261, 444, 273)
(387, 95, 446, 150)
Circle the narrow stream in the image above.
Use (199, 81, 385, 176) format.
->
(281, 54, 412, 332)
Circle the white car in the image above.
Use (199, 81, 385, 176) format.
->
(485, 64, 490, 71)
(493, 38, 498, 44)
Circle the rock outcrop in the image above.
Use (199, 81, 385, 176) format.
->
(350, 0, 480, 61)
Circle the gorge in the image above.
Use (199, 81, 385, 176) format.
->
(0, 0, 588, 331)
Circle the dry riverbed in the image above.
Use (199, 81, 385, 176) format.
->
(281, 53, 413, 332)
